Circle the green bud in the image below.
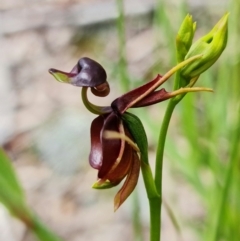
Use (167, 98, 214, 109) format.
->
(181, 13, 229, 79)
(176, 14, 196, 62)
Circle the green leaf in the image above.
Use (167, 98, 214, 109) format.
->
(122, 112, 159, 199)
(0, 148, 27, 217)
(0, 148, 63, 241)
(122, 112, 149, 164)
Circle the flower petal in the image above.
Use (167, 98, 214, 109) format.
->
(89, 115, 104, 169)
(98, 113, 122, 178)
(104, 134, 133, 183)
(132, 88, 171, 107)
(111, 74, 162, 114)
(114, 151, 140, 211)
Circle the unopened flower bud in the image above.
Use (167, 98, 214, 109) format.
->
(181, 13, 229, 79)
(176, 14, 196, 62)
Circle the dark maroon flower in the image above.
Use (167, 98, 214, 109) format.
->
(49, 57, 143, 210)
(90, 112, 140, 210)
(49, 57, 208, 210)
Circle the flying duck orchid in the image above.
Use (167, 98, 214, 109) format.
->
(49, 56, 211, 210)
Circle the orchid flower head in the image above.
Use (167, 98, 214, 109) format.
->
(49, 56, 212, 210)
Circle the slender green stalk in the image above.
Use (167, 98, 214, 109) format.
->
(153, 72, 182, 241)
(149, 197, 161, 241)
(155, 98, 177, 192)
(81, 87, 111, 114)
(140, 162, 161, 241)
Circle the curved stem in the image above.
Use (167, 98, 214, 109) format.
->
(153, 98, 177, 241)
(81, 87, 111, 114)
(156, 99, 178, 190)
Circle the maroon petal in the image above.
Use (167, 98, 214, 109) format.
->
(111, 74, 162, 114)
(114, 151, 141, 211)
(89, 115, 104, 169)
(98, 113, 122, 179)
(132, 88, 171, 107)
(104, 132, 133, 183)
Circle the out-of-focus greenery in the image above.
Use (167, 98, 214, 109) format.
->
(0, 148, 63, 241)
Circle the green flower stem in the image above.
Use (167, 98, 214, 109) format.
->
(140, 72, 198, 241)
(142, 72, 206, 241)
(81, 87, 111, 114)
(153, 70, 184, 241)
(141, 162, 159, 199)
(149, 197, 161, 241)
(155, 98, 177, 192)
(140, 162, 161, 241)
(152, 98, 178, 241)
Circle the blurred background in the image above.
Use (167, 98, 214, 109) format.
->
(0, 0, 239, 241)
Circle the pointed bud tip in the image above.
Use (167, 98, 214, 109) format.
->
(216, 12, 229, 30)
(176, 13, 196, 61)
(221, 12, 230, 22)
